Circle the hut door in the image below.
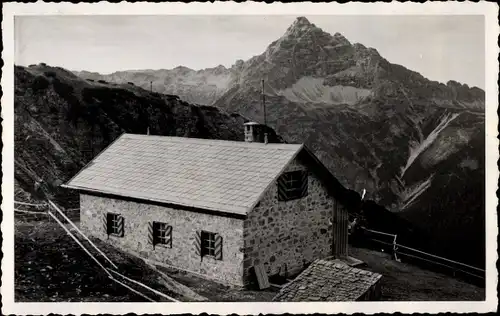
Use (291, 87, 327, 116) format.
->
(332, 201, 348, 258)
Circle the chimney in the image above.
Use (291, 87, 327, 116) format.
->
(244, 122, 269, 143)
(244, 122, 259, 143)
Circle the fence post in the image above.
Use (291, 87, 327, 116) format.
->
(393, 235, 401, 262)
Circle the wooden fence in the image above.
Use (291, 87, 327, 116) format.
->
(360, 227, 485, 285)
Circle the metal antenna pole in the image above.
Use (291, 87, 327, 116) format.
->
(147, 81, 152, 135)
(262, 79, 268, 144)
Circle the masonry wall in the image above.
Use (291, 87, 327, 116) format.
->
(79, 194, 245, 286)
(243, 158, 339, 284)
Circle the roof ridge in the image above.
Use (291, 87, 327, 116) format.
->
(122, 133, 303, 149)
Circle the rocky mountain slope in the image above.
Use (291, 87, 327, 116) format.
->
(214, 17, 485, 267)
(75, 17, 486, 268)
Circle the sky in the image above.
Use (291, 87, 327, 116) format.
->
(15, 15, 485, 89)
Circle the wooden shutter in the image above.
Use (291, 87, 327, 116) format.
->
(214, 234, 223, 260)
(103, 213, 109, 238)
(194, 231, 201, 257)
(165, 225, 173, 248)
(298, 171, 308, 197)
(116, 215, 124, 237)
(148, 222, 155, 249)
(277, 171, 308, 201)
(277, 174, 288, 201)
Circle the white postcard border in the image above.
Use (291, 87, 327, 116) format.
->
(2, 1, 498, 315)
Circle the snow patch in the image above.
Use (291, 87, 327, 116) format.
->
(400, 112, 460, 177)
(460, 158, 479, 170)
(420, 128, 472, 169)
(401, 175, 434, 210)
(276, 76, 372, 105)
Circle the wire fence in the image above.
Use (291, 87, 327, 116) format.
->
(360, 227, 485, 285)
(14, 200, 80, 222)
(49, 199, 179, 302)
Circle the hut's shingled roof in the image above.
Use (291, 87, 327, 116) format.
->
(63, 134, 303, 215)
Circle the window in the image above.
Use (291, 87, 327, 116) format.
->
(201, 231, 216, 257)
(106, 213, 124, 237)
(152, 221, 172, 248)
(277, 170, 308, 201)
(194, 231, 223, 260)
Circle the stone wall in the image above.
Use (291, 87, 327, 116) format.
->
(242, 157, 339, 284)
(79, 194, 245, 286)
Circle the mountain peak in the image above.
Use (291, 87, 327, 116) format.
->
(294, 16, 312, 27)
(286, 16, 315, 33)
(283, 17, 351, 47)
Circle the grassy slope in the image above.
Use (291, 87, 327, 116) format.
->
(16, 218, 146, 302)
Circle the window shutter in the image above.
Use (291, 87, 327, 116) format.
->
(194, 231, 201, 257)
(148, 222, 155, 249)
(277, 171, 308, 201)
(277, 175, 288, 201)
(103, 214, 109, 237)
(299, 171, 308, 197)
(117, 215, 124, 237)
(166, 225, 173, 248)
(214, 234, 223, 261)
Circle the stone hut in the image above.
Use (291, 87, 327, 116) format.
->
(62, 123, 353, 286)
